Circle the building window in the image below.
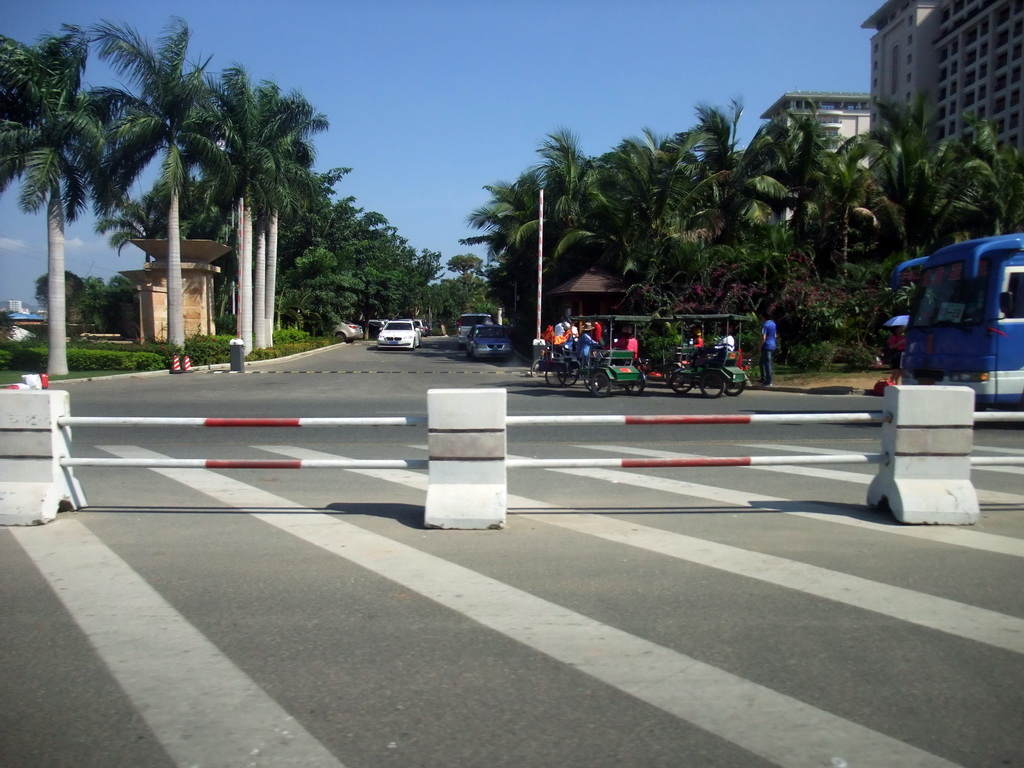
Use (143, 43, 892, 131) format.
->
(891, 44, 900, 94)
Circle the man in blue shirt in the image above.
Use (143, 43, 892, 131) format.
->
(760, 312, 777, 386)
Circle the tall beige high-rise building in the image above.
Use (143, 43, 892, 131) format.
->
(863, 0, 1024, 146)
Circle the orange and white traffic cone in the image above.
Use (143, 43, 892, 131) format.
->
(182, 355, 192, 372)
(170, 354, 181, 374)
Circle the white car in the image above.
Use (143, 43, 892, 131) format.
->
(376, 319, 420, 350)
(333, 321, 362, 342)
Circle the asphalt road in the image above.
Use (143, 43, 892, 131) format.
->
(2, 335, 1022, 768)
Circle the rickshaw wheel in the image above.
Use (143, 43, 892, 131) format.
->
(624, 376, 646, 396)
(724, 380, 746, 396)
(556, 368, 579, 387)
(668, 369, 693, 395)
(588, 370, 613, 397)
(530, 358, 543, 377)
(700, 371, 727, 398)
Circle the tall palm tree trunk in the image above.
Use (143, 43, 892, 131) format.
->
(167, 191, 185, 346)
(265, 211, 279, 347)
(46, 193, 69, 376)
(253, 217, 267, 349)
(239, 204, 254, 352)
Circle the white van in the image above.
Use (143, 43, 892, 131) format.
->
(457, 313, 493, 347)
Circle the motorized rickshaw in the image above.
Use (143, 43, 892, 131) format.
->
(659, 313, 749, 398)
(542, 315, 649, 396)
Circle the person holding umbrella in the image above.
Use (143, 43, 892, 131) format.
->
(885, 318, 907, 384)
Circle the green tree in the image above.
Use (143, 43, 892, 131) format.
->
(692, 100, 786, 246)
(447, 253, 484, 279)
(0, 26, 104, 374)
(94, 17, 226, 346)
(866, 97, 985, 255)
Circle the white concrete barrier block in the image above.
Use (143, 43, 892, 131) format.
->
(0, 390, 86, 525)
(867, 385, 978, 525)
(425, 389, 507, 530)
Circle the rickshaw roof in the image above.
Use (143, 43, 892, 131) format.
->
(570, 313, 747, 324)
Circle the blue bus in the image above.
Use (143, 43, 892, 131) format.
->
(892, 234, 1024, 410)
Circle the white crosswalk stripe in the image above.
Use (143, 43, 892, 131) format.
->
(587, 444, 1024, 557)
(11, 518, 346, 768)
(74, 444, 964, 768)
(12, 440, 1023, 767)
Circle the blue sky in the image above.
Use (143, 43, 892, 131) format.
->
(2, 0, 883, 308)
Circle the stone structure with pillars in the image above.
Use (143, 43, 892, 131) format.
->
(120, 239, 231, 342)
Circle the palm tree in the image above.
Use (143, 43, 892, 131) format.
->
(692, 101, 787, 245)
(257, 84, 326, 347)
(593, 129, 717, 278)
(955, 117, 1024, 236)
(818, 139, 877, 265)
(0, 26, 104, 375)
(208, 68, 326, 349)
(93, 17, 225, 347)
(866, 97, 985, 254)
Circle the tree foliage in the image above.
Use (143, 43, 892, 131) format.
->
(469, 99, 1024, 354)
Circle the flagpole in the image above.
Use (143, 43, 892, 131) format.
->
(536, 188, 544, 340)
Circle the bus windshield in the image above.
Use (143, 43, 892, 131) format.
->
(911, 260, 989, 328)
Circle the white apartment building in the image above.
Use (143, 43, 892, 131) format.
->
(6, 299, 24, 313)
(759, 92, 872, 139)
(863, 0, 1024, 146)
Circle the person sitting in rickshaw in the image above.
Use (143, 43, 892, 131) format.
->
(551, 321, 573, 355)
(577, 322, 597, 365)
(690, 326, 734, 368)
(612, 324, 639, 361)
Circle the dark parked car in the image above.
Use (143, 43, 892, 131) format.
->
(465, 324, 513, 361)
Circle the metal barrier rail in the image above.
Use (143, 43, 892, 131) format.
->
(506, 412, 887, 426)
(974, 412, 1024, 422)
(61, 458, 428, 470)
(970, 456, 1024, 465)
(3, 386, 1021, 528)
(59, 416, 427, 428)
(507, 454, 882, 469)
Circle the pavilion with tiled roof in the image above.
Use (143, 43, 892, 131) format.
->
(547, 266, 629, 319)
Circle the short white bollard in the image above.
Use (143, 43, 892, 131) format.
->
(867, 385, 978, 525)
(0, 390, 87, 525)
(424, 388, 507, 529)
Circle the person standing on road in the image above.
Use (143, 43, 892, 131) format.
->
(760, 311, 777, 387)
(886, 325, 906, 384)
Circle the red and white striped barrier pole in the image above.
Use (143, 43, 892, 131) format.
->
(170, 355, 181, 374)
(182, 355, 192, 372)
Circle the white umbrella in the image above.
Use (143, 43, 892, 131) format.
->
(883, 314, 909, 327)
